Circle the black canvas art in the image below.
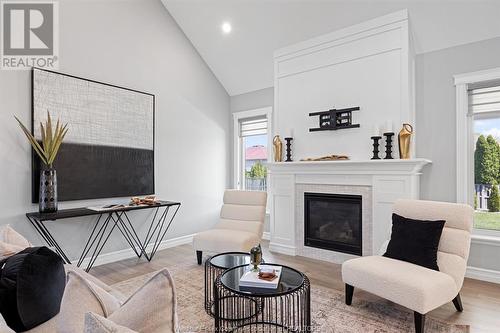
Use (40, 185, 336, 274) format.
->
(32, 68, 155, 202)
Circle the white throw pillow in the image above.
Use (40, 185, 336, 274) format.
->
(84, 313, 137, 333)
(106, 269, 178, 333)
(57, 271, 121, 332)
(0, 225, 31, 258)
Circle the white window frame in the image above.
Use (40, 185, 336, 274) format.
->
(233, 107, 273, 190)
(455, 66, 500, 237)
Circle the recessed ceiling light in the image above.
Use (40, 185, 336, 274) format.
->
(221, 22, 232, 34)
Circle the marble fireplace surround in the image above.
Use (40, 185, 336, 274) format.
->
(267, 159, 431, 264)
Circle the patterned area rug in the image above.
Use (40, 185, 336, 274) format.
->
(111, 261, 469, 333)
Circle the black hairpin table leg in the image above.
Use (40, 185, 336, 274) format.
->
(142, 204, 181, 261)
(27, 216, 72, 264)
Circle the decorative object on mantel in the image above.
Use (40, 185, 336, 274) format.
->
(398, 123, 413, 159)
(371, 136, 382, 160)
(15, 112, 68, 213)
(383, 132, 395, 159)
(300, 155, 349, 161)
(284, 137, 293, 162)
(273, 135, 283, 162)
(309, 107, 360, 132)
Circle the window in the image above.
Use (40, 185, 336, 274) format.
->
(470, 82, 500, 231)
(455, 67, 500, 235)
(233, 108, 272, 191)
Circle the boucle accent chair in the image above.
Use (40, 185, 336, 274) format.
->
(342, 199, 473, 333)
(192, 190, 267, 264)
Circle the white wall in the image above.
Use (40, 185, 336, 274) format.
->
(416, 36, 500, 275)
(273, 11, 413, 162)
(0, 0, 230, 260)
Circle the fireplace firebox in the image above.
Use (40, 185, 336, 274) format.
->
(304, 193, 362, 256)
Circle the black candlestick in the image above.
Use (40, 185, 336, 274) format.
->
(371, 136, 382, 160)
(383, 132, 395, 159)
(285, 137, 293, 162)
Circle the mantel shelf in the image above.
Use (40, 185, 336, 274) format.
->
(266, 158, 431, 175)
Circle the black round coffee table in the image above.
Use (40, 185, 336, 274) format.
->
(214, 263, 311, 332)
(205, 252, 254, 317)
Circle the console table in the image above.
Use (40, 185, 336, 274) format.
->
(26, 201, 181, 271)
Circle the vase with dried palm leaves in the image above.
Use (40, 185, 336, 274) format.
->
(15, 112, 68, 213)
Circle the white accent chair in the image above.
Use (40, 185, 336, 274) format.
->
(192, 190, 267, 264)
(342, 199, 473, 333)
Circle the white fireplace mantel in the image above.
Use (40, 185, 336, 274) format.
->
(267, 159, 431, 175)
(267, 159, 431, 262)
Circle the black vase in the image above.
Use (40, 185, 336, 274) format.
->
(39, 167, 58, 213)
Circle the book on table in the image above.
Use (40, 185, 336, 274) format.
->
(239, 265, 282, 289)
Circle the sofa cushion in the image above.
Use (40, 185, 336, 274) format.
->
(384, 213, 445, 271)
(84, 313, 138, 333)
(0, 247, 65, 332)
(193, 229, 260, 253)
(0, 225, 31, 259)
(342, 256, 458, 314)
(57, 271, 121, 332)
(107, 269, 177, 333)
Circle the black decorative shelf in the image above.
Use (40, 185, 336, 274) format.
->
(309, 106, 360, 132)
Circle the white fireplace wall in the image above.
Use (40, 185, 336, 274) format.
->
(296, 184, 372, 263)
(273, 10, 415, 161)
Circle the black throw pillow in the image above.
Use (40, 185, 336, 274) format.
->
(383, 213, 445, 271)
(0, 246, 65, 332)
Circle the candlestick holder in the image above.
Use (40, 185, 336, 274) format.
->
(371, 136, 382, 160)
(383, 132, 395, 159)
(285, 137, 293, 162)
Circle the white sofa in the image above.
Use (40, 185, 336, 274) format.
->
(342, 199, 473, 333)
(0, 265, 177, 333)
(192, 189, 267, 264)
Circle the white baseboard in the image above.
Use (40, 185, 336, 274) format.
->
(73, 234, 194, 268)
(262, 232, 270, 240)
(466, 266, 500, 284)
(268, 242, 296, 256)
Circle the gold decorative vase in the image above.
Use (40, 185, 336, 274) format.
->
(398, 123, 413, 159)
(273, 135, 283, 162)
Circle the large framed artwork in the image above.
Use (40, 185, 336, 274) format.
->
(32, 68, 155, 202)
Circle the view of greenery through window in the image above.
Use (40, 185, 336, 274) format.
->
(243, 134, 267, 191)
(474, 118, 500, 231)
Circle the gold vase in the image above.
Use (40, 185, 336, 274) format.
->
(398, 123, 413, 159)
(273, 135, 283, 162)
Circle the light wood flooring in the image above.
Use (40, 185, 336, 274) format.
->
(91, 242, 500, 333)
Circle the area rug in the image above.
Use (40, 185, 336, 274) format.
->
(111, 261, 469, 333)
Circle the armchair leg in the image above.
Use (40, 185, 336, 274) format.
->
(196, 250, 202, 265)
(452, 293, 463, 312)
(345, 284, 354, 305)
(414, 312, 426, 333)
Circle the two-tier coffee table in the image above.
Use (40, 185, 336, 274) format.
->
(214, 263, 311, 332)
(204, 252, 254, 317)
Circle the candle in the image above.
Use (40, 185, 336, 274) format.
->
(385, 121, 393, 133)
(286, 128, 294, 138)
(372, 125, 380, 137)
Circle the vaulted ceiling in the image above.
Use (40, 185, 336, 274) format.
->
(162, 0, 500, 96)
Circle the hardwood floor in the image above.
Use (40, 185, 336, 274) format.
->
(91, 241, 500, 333)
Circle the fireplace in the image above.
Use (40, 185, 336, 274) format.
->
(304, 193, 362, 256)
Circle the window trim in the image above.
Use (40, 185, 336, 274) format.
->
(455, 67, 500, 237)
(232, 107, 273, 190)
